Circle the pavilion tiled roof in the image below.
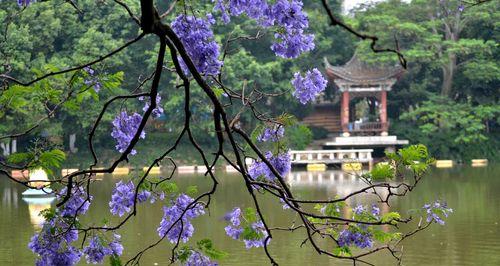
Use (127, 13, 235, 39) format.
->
(324, 54, 404, 84)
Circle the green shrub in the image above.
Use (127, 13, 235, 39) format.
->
(286, 124, 313, 150)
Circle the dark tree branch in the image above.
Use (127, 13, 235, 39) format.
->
(321, 0, 407, 68)
(0, 33, 145, 87)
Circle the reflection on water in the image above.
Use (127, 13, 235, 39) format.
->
(1, 165, 499, 265)
(287, 170, 365, 187)
(22, 197, 55, 229)
(288, 170, 380, 195)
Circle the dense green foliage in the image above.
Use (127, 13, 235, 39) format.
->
(0, 0, 498, 162)
(353, 0, 499, 160)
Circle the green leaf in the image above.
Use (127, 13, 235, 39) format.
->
(251, 124, 264, 142)
(197, 239, 228, 260)
(318, 202, 344, 217)
(158, 181, 178, 194)
(101, 71, 124, 93)
(381, 212, 401, 224)
(109, 255, 122, 266)
(37, 149, 66, 174)
(175, 246, 191, 263)
(7, 152, 34, 164)
(277, 113, 297, 126)
(333, 246, 352, 257)
(242, 207, 257, 223)
(39, 208, 56, 220)
(211, 87, 225, 98)
(138, 181, 151, 191)
(241, 226, 263, 241)
(398, 144, 429, 163)
(372, 229, 393, 243)
(370, 163, 395, 180)
(186, 185, 198, 196)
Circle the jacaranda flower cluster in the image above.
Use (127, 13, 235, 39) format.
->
(248, 151, 291, 181)
(157, 193, 205, 243)
(17, 0, 36, 7)
(292, 68, 328, 104)
(214, 0, 314, 58)
(139, 95, 164, 118)
(184, 250, 218, 266)
(172, 14, 223, 76)
(29, 188, 93, 266)
(423, 200, 453, 225)
(337, 228, 373, 249)
(214, 0, 269, 24)
(223, 207, 269, 249)
(111, 111, 145, 155)
(109, 180, 150, 217)
(57, 186, 92, 217)
(83, 234, 123, 264)
(83, 66, 102, 93)
(29, 218, 82, 266)
(257, 126, 285, 142)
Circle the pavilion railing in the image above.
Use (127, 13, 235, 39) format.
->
(344, 121, 389, 133)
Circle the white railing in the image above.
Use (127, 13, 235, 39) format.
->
(289, 149, 373, 164)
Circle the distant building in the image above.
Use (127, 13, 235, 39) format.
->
(302, 54, 408, 157)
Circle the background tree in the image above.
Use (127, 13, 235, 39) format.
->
(352, 0, 499, 159)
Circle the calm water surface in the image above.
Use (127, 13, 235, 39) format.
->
(1, 165, 499, 265)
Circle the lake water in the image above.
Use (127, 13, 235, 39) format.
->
(1, 165, 499, 265)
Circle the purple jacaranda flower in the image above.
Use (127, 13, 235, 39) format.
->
(292, 68, 327, 104)
(184, 250, 218, 266)
(248, 151, 291, 181)
(212, 0, 315, 58)
(353, 204, 365, 215)
(56, 186, 92, 217)
(83, 236, 112, 264)
(257, 126, 285, 142)
(243, 221, 269, 248)
(172, 14, 223, 76)
(157, 194, 205, 243)
(139, 95, 164, 118)
(338, 229, 373, 249)
(371, 204, 380, 217)
(111, 111, 145, 155)
(223, 207, 270, 249)
(109, 181, 135, 217)
(18, 0, 37, 7)
(83, 66, 102, 93)
(29, 217, 82, 266)
(423, 200, 453, 225)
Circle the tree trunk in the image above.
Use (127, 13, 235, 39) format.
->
(441, 53, 457, 97)
(0, 142, 10, 156)
(11, 139, 16, 154)
(69, 133, 78, 153)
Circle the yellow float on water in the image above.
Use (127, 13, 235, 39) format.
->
(471, 159, 488, 167)
(435, 160, 453, 168)
(92, 168, 105, 176)
(307, 163, 327, 171)
(342, 162, 362, 171)
(112, 167, 130, 175)
(143, 167, 161, 174)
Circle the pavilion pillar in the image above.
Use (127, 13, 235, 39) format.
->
(341, 90, 350, 137)
(380, 90, 388, 136)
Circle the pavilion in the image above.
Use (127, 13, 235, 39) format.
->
(302, 54, 408, 157)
